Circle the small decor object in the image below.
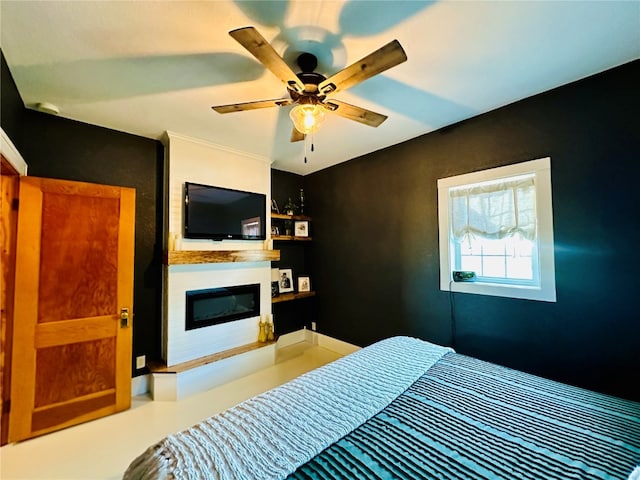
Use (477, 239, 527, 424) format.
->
(266, 315, 275, 341)
(298, 276, 311, 292)
(271, 225, 279, 235)
(258, 319, 267, 343)
(271, 268, 280, 297)
(299, 188, 305, 214)
(168, 232, 178, 251)
(279, 268, 294, 293)
(283, 197, 297, 216)
(271, 199, 279, 213)
(284, 219, 293, 236)
(294, 220, 309, 237)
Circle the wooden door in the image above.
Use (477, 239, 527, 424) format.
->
(1, 157, 21, 445)
(9, 177, 135, 442)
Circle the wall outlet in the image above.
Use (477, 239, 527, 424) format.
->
(136, 355, 146, 369)
(311, 322, 317, 331)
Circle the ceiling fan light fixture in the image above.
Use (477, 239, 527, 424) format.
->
(289, 104, 325, 134)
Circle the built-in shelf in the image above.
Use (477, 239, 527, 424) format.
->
(271, 213, 311, 221)
(272, 291, 316, 304)
(164, 249, 280, 265)
(272, 235, 312, 241)
(271, 213, 312, 240)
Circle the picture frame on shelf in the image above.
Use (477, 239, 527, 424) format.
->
(271, 225, 279, 236)
(271, 199, 279, 213)
(294, 220, 309, 237)
(298, 276, 311, 292)
(271, 268, 280, 297)
(279, 268, 294, 293)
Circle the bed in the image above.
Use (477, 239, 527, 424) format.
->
(124, 337, 640, 480)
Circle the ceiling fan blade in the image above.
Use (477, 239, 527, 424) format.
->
(290, 128, 305, 142)
(318, 40, 407, 96)
(323, 100, 387, 127)
(212, 98, 292, 114)
(229, 27, 305, 93)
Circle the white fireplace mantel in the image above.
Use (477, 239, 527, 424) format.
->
(162, 132, 272, 366)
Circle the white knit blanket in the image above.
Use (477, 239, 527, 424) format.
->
(123, 336, 452, 480)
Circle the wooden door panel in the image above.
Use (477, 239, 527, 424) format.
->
(31, 391, 116, 432)
(9, 177, 134, 441)
(35, 337, 116, 406)
(39, 192, 120, 322)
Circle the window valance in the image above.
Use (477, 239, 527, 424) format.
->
(450, 175, 536, 241)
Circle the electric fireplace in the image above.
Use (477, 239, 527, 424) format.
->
(185, 284, 260, 331)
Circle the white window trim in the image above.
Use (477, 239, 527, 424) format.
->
(438, 157, 556, 302)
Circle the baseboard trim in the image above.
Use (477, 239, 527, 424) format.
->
(312, 332, 361, 356)
(276, 329, 308, 349)
(131, 374, 150, 397)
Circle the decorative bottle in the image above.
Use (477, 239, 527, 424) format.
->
(283, 197, 296, 216)
(266, 320, 275, 341)
(258, 320, 267, 343)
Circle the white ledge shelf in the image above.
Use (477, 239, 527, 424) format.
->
(164, 249, 280, 265)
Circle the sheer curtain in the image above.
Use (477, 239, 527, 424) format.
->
(449, 174, 536, 242)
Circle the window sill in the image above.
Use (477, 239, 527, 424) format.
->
(444, 280, 556, 302)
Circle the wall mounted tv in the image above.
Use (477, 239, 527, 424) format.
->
(184, 182, 266, 241)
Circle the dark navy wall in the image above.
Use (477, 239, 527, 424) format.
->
(305, 60, 640, 400)
(1, 51, 163, 374)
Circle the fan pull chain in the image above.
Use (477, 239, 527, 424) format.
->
(303, 134, 317, 164)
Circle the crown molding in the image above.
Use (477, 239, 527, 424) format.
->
(163, 131, 272, 165)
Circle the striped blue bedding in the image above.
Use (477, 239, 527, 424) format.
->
(289, 353, 640, 480)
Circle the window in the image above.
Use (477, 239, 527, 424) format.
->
(438, 157, 556, 302)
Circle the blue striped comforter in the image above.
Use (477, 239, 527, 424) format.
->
(289, 353, 640, 479)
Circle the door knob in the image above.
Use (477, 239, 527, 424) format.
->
(120, 308, 130, 328)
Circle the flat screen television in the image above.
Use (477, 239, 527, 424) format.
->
(184, 182, 266, 241)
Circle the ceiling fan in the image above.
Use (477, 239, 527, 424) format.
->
(212, 26, 407, 142)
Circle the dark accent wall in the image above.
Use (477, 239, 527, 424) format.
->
(1, 51, 163, 374)
(305, 60, 640, 401)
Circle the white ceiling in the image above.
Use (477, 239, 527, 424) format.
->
(1, 1, 638, 175)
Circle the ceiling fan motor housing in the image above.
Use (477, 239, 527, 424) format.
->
(296, 52, 318, 73)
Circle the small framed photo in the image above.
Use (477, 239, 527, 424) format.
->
(298, 276, 311, 292)
(271, 268, 280, 297)
(294, 220, 309, 237)
(279, 268, 294, 293)
(271, 225, 279, 235)
(271, 199, 279, 213)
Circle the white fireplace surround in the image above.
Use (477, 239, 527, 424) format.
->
(162, 132, 272, 366)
